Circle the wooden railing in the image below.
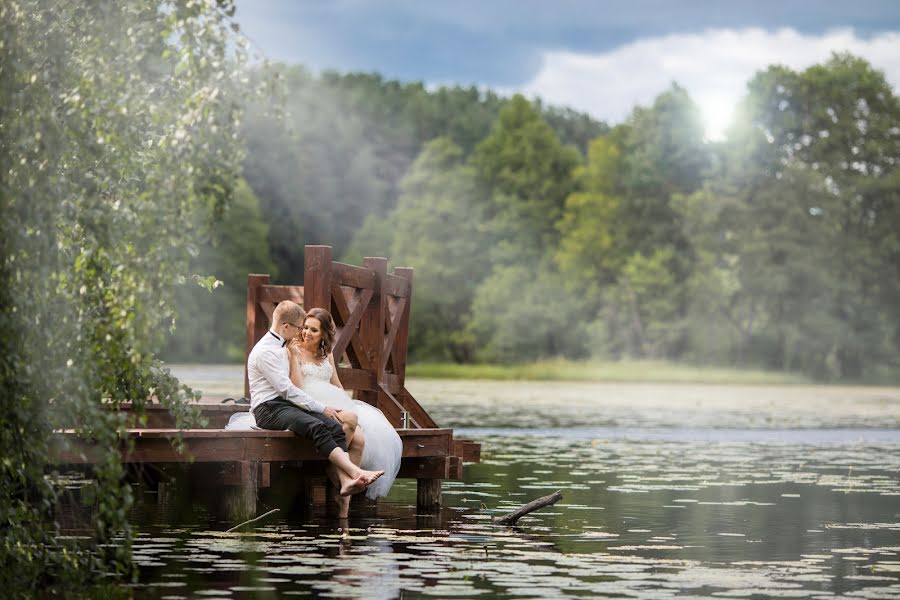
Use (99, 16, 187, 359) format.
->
(245, 245, 436, 429)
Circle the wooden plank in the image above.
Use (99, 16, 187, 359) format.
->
(55, 448, 467, 483)
(258, 285, 304, 305)
(399, 456, 451, 480)
(376, 384, 406, 428)
(398, 428, 452, 457)
(331, 284, 374, 371)
(449, 455, 463, 480)
(361, 257, 387, 377)
(336, 367, 378, 392)
(71, 428, 295, 438)
(453, 439, 481, 463)
(52, 428, 458, 464)
(381, 296, 406, 372)
(382, 273, 410, 298)
(382, 373, 402, 395)
(332, 262, 376, 290)
(246, 274, 270, 398)
(391, 267, 413, 383)
(303, 246, 332, 311)
(259, 301, 275, 322)
(103, 405, 470, 462)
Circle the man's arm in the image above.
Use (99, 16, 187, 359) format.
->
(256, 347, 327, 413)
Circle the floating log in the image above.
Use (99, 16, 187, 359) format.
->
(492, 490, 562, 526)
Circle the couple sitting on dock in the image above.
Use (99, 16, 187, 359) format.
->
(230, 300, 403, 517)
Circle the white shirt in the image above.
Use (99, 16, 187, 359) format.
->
(248, 329, 325, 414)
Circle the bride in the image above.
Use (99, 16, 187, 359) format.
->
(288, 307, 402, 500)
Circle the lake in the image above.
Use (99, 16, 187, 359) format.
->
(122, 369, 900, 597)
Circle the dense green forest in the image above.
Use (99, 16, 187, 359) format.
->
(166, 56, 900, 381)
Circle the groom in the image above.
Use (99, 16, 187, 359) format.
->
(248, 300, 382, 507)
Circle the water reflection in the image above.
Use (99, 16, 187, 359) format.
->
(122, 431, 900, 598)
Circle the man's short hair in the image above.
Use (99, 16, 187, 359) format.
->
(272, 301, 305, 327)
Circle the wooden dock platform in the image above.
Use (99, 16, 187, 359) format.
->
(50, 246, 480, 516)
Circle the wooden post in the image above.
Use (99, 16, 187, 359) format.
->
(246, 274, 270, 398)
(358, 257, 387, 408)
(157, 480, 175, 509)
(392, 267, 413, 385)
(222, 461, 259, 522)
(303, 245, 333, 311)
(300, 477, 326, 507)
(417, 479, 442, 512)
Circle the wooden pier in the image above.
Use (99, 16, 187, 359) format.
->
(50, 246, 480, 516)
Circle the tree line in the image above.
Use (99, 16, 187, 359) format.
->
(167, 55, 900, 381)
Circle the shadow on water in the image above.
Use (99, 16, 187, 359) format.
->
(75, 429, 900, 598)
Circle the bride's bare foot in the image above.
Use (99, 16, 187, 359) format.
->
(338, 470, 385, 496)
(339, 473, 367, 496)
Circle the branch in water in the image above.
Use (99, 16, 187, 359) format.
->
(492, 490, 563, 526)
(226, 508, 281, 533)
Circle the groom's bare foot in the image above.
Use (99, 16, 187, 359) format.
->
(361, 470, 384, 486)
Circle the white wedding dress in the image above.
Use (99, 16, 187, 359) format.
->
(224, 358, 403, 500)
(299, 359, 402, 500)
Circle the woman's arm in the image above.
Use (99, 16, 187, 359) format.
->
(327, 353, 344, 389)
(287, 346, 303, 388)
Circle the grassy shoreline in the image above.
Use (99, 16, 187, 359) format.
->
(405, 360, 815, 385)
(167, 360, 899, 386)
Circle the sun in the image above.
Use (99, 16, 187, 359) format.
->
(698, 95, 736, 142)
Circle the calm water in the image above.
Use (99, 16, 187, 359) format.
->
(125, 436, 900, 598)
(121, 373, 900, 598)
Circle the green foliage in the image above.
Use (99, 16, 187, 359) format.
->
(1, 0, 249, 592)
(471, 95, 582, 262)
(339, 214, 395, 266)
(175, 52, 899, 382)
(590, 248, 684, 359)
(466, 264, 589, 363)
(705, 53, 900, 378)
(390, 138, 488, 362)
(242, 66, 391, 283)
(162, 180, 277, 362)
(611, 84, 707, 277)
(226, 74, 607, 366)
(241, 71, 606, 283)
(555, 136, 625, 304)
(297, 56, 898, 381)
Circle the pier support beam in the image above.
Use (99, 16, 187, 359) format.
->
(222, 461, 260, 521)
(416, 478, 442, 512)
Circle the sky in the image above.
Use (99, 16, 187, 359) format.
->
(235, 1, 900, 139)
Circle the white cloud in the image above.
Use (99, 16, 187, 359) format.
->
(518, 28, 900, 139)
